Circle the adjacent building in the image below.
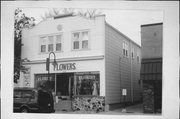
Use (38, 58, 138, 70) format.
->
(140, 23, 163, 113)
(17, 14, 142, 111)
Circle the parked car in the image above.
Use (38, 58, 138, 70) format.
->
(13, 87, 55, 113)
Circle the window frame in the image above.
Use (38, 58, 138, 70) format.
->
(39, 33, 63, 54)
(40, 36, 47, 53)
(123, 41, 129, 58)
(74, 71, 100, 96)
(137, 51, 140, 63)
(72, 32, 80, 50)
(47, 35, 54, 52)
(71, 30, 90, 51)
(131, 46, 134, 59)
(55, 34, 63, 52)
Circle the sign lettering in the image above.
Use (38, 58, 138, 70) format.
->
(53, 63, 76, 71)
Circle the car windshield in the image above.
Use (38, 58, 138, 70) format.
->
(14, 90, 35, 99)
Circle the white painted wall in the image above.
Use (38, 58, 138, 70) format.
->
(21, 15, 106, 96)
(21, 15, 105, 61)
(21, 59, 105, 96)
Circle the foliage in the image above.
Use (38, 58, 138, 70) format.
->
(41, 8, 102, 21)
(14, 8, 35, 83)
(77, 9, 102, 19)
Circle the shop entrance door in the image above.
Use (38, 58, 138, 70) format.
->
(56, 73, 74, 111)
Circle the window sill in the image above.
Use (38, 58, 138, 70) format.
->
(123, 55, 129, 58)
(72, 48, 90, 51)
(73, 95, 100, 97)
(38, 51, 63, 55)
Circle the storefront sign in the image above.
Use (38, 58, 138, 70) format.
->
(53, 63, 76, 71)
(78, 75, 96, 80)
(122, 89, 127, 96)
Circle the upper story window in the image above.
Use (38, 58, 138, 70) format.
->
(40, 34, 62, 53)
(40, 37, 47, 53)
(131, 46, 134, 59)
(48, 36, 54, 52)
(56, 35, 62, 51)
(73, 32, 80, 50)
(72, 30, 89, 50)
(137, 52, 140, 63)
(123, 41, 128, 57)
(82, 31, 89, 49)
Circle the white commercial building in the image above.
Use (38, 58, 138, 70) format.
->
(18, 14, 142, 111)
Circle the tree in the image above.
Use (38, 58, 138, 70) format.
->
(77, 9, 102, 19)
(40, 8, 102, 21)
(14, 8, 35, 83)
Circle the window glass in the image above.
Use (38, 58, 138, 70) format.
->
(125, 43, 128, 57)
(131, 47, 134, 58)
(72, 31, 90, 50)
(35, 74, 55, 92)
(126, 50, 128, 57)
(132, 52, 134, 58)
(48, 36, 54, 52)
(73, 33, 80, 50)
(123, 49, 126, 56)
(123, 42, 128, 57)
(40, 37, 46, 52)
(73, 41, 79, 49)
(56, 35, 62, 51)
(137, 54, 140, 63)
(82, 32, 89, 49)
(73, 33, 80, 41)
(82, 32, 88, 41)
(74, 72, 100, 96)
(82, 40, 88, 49)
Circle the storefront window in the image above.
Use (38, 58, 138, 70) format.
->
(35, 74, 55, 92)
(74, 72, 100, 96)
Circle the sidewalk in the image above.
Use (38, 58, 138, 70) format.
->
(55, 103, 144, 115)
(99, 103, 143, 115)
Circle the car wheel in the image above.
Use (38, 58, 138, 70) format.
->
(21, 107, 29, 113)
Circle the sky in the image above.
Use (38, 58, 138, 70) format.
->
(21, 8, 163, 46)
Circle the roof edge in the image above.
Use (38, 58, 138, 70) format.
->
(141, 22, 163, 27)
(53, 13, 74, 19)
(105, 22, 141, 48)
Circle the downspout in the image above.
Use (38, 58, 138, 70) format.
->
(130, 43, 134, 103)
(119, 56, 122, 103)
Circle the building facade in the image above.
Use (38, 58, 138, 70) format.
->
(140, 23, 163, 113)
(17, 14, 142, 111)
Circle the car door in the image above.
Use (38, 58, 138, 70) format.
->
(13, 90, 22, 111)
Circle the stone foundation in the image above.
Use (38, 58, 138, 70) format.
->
(72, 96, 105, 112)
(143, 82, 154, 113)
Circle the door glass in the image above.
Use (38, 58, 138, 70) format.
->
(56, 73, 74, 98)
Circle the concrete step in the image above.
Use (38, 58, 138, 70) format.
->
(55, 100, 72, 111)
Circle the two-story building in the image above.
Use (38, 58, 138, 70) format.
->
(140, 23, 163, 113)
(17, 14, 142, 112)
